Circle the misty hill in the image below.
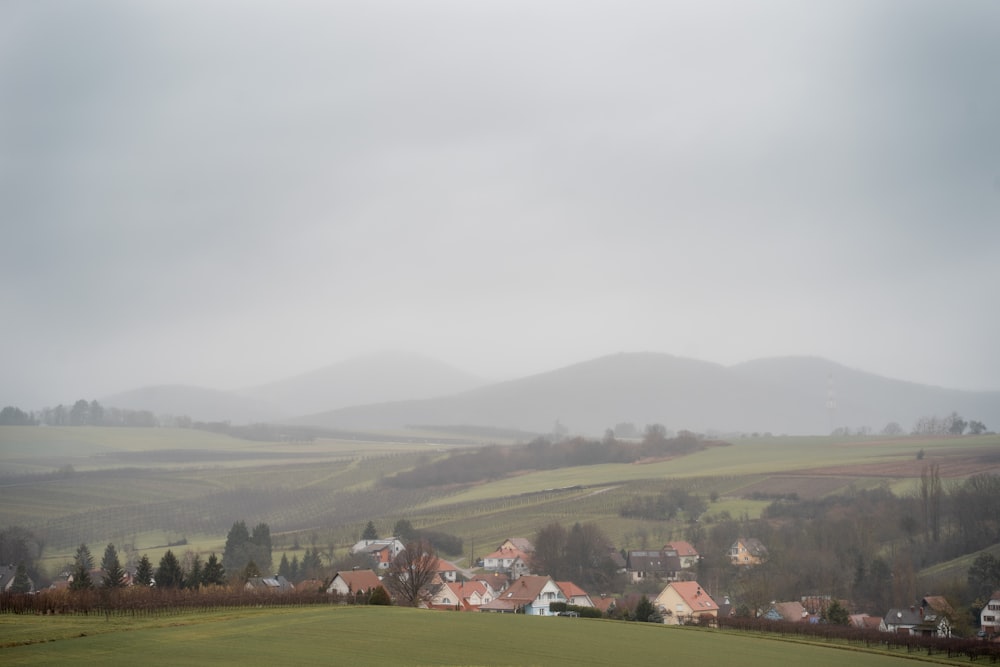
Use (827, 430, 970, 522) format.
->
(101, 385, 282, 424)
(239, 351, 487, 416)
(290, 353, 1000, 436)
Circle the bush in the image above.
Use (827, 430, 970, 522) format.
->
(369, 586, 392, 606)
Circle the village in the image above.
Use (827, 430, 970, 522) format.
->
(8, 532, 997, 642)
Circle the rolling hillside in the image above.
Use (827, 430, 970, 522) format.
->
(290, 352, 1000, 436)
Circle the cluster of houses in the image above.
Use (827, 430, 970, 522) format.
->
(10, 533, 1000, 639)
(337, 536, 1000, 637)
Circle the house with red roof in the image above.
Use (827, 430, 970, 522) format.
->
(653, 581, 719, 625)
(472, 572, 510, 593)
(482, 538, 533, 577)
(428, 580, 495, 611)
(664, 541, 700, 568)
(479, 575, 566, 615)
(434, 559, 461, 583)
(326, 569, 382, 598)
(350, 538, 406, 570)
(556, 581, 594, 607)
(729, 537, 767, 566)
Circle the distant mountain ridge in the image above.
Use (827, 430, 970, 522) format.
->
(238, 350, 486, 416)
(100, 385, 281, 424)
(289, 353, 1000, 436)
(99, 352, 999, 435)
(100, 351, 487, 424)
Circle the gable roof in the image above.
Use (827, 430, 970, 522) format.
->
(735, 537, 767, 556)
(556, 581, 591, 601)
(626, 550, 681, 573)
(483, 546, 531, 562)
(435, 580, 492, 610)
(885, 608, 923, 627)
(664, 541, 699, 557)
(504, 538, 535, 553)
(0, 565, 34, 592)
(665, 581, 719, 612)
(850, 613, 883, 630)
(295, 578, 326, 593)
(921, 596, 954, 617)
(592, 596, 616, 613)
(767, 601, 808, 622)
(332, 569, 381, 593)
(472, 572, 510, 592)
(435, 559, 460, 573)
(246, 575, 294, 591)
(489, 575, 555, 605)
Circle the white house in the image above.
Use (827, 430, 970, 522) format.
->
(981, 591, 1000, 637)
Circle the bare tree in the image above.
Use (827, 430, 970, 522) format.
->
(384, 539, 438, 607)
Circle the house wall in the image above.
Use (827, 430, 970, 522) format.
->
(654, 586, 689, 625)
(982, 599, 1000, 634)
(328, 578, 350, 596)
(525, 581, 566, 616)
(730, 540, 763, 566)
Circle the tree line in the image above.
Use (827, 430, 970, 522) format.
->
(0, 400, 170, 427)
(677, 470, 1000, 634)
(383, 428, 721, 489)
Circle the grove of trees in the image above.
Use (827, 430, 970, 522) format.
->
(222, 521, 273, 575)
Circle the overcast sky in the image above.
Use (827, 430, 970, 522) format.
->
(2, 0, 998, 407)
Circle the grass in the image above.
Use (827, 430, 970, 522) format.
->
(5, 428, 999, 575)
(0, 606, 965, 666)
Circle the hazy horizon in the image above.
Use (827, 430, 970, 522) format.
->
(3, 1, 998, 407)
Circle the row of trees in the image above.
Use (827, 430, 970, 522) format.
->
(911, 412, 988, 436)
(0, 401, 166, 427)
(68, 542, 229, 591)
(532, 522, 621, 590)
(360, 519, 463, 557)
(222, 521, 273, 575)
(385, 430, 715, 489)
(670, 471, 1000, 632)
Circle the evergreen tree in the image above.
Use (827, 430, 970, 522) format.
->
(634, 595, 657, 622)
(289, 555, 300, 582)
(242, 560, 261, 582)
(74, 543, 94, 570)
(69, 561, 93, 590)
(101, 543, 127, 588)
(201, 552, 226, 586)
(393, 519, 415, 541)
(222, 521, 251, 573)
(822, 599, 850, 625)
(70, 542, 94, 591)
(278, 553, 291, 579)
(135, 554, 154, 587)
(11, 562, 32, 593)
(187, 554, 203, 590)
(300, 548, 323, 579)
(155, 550, 184, 588)
(250, 523, 272, 574)
(362, 521, 378, 540)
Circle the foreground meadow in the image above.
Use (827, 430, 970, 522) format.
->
(0, 606, 970, 667)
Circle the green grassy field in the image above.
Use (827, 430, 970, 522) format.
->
(4, 426, 999, 576)
(0, 606, 967, 666)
